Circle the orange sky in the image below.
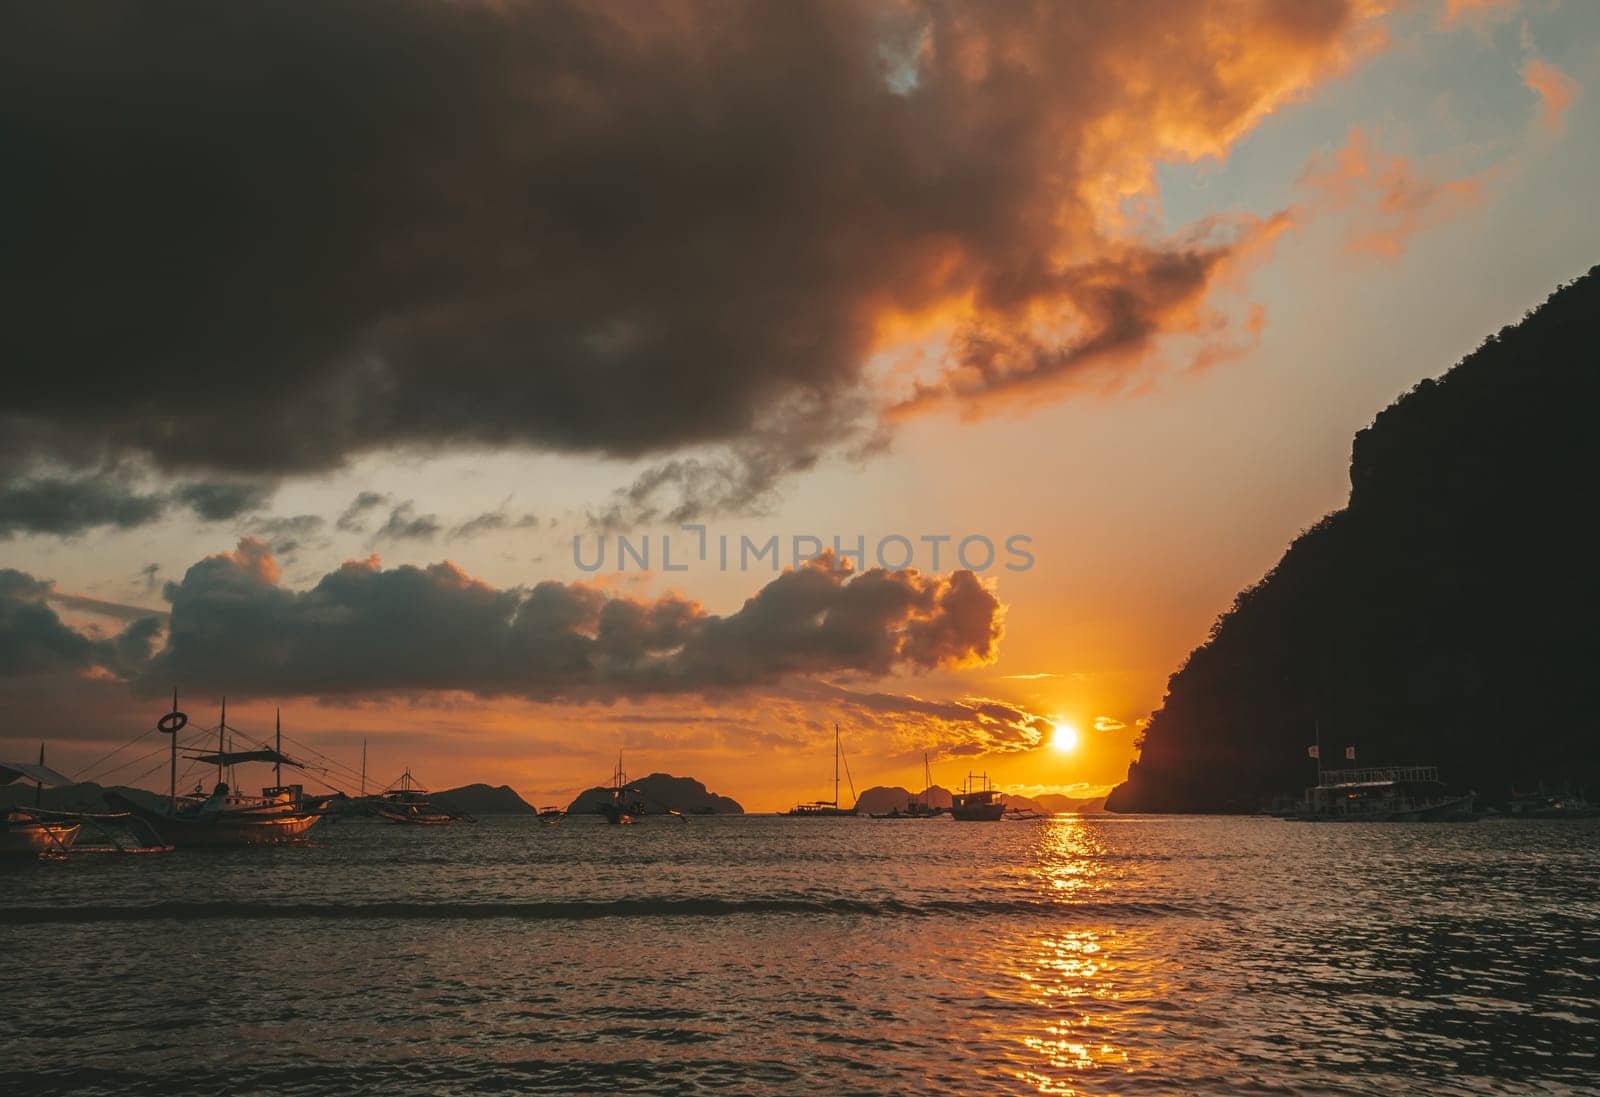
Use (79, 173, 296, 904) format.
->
(3, 0, 1598, 811)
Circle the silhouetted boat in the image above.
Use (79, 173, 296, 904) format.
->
(1, 751, 81, 857)
(599, 754, 642, 824)
(107, 697, 323, 847)
(1290, 765, 1475, 822)
(538, 805, 566, 825)
(374, 769, 463, 825)
(950, 772, 1006, 821)
(871, 753, 943, 818)
(788, 725, 858, 817)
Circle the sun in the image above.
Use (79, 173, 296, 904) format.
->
(1050, 721, 1079, 753)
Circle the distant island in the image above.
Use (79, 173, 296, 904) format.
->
(432, 783, 537, 815)
(1108, 266, 1600, 813)
(566, 773, 743, 815)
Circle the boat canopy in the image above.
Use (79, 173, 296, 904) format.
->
(0, 760, 75, 787)
(183, 749, 304, 769)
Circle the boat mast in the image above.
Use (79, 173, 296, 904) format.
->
(833, 724, 841, 808)
(35, 742, 44, 808)
(275, 708, 282, 787)
(361, 738, 367, 797)
(217, 697, 226, 788)
(169, 688, 178, 812)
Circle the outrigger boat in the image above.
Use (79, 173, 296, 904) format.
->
(950, 772, 1006, 821)
(599, 754, 643, 824)
(1289, 764, 1475, 822)
(106, 697, 323, 848)
(373, 769, 464, 825)
(2, 749, 173, 859)
(787, 725, 858, 817)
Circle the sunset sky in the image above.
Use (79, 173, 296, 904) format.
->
(3, 0, 1597, 810)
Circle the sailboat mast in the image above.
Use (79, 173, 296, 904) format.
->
(833, 723, 841, 808)
(35, 742, 43, 808)
(361, 738, 367, 797)
(218, 697, 226, 787)
(275, 708, 282, 787)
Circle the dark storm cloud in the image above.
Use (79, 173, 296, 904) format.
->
(138, 540, 1002, 699)
(0, 476, 167, 538)
(0, 569, 162, 677)
(0, 470, 275, 538)
(0, 1, 1374, 494)
(172, 480, 277, 522)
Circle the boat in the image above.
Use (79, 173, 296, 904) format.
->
(2, 749, 174, 859)
(537, 805, 566, 825)
(871, 753, 943, 819)
(373, 769, 463, 824)
(950, 772, 1006, 821)
(1504, 786, 1598, 819)
(106, 697, 324, 847)
(1289, 764, 1475, 822)
(787, 724, 858, 817)
(1, 750, 82, 857)
(598, 754, 643, 824)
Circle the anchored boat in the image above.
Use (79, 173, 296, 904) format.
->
(871, 753, 943, 819)
(787, 724, 858, 817)
(950, 772, 1006, 822)
(373, 769, 464, 825)
(1290, 765, 1475, 822)
(106, 697, 323, 847)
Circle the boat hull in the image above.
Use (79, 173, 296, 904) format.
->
(105, 794, 322, 847)
(0, 814, 81, 857)
(950, 803, 1006, 822)
(1292, 793, 1476, 822)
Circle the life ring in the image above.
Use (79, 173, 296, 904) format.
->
(158, 710, 188, 735)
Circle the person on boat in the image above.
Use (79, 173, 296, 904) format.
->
(198, 781, 231, 816)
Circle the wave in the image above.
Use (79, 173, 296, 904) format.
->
(0, 895, 1193, 925)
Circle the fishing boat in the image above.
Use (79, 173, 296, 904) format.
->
(373, 769, 463, 825)
(598, 754, 643, 824)
(106, 697, 323, 847)
(1289, 764, 1475, 822)
(538, 805, 566, 825)
(950, 772, 1006, 821)
(787, 724, 858, 817)
(1, 752, 82, 857)
(871, 753, 943, 819)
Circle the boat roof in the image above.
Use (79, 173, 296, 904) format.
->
(0, 760, 75, 787)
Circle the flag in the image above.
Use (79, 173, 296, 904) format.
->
(1344, 746, 1356, 761)
(1307, 745, 1319, 759)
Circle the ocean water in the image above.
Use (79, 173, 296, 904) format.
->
(2, 815, 1596, 1096)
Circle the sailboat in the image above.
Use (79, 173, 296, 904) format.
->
(373, 769, 463, 825)
(872, 753, 943, 819)
(787, 724, 858, 817)
(106, 696, 324, 847)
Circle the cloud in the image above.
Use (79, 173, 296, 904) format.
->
(336, 492, 390, 534)
(1298, 127, 1484, 259)
(1440, 0, 1517, 31)
(1522, 57, 1578, 132)
(2, 1, 1395, 504)
(244, 513, 328, 556)
(449, 509, 541, 540)
(138, 542, 1003, 699)
(374, 502, 441, 541)
(0, 475, 167, 538)
(172, 480, 276, 521)
(1092, 716, 1128, 732)
(1, 569, 162, 678)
